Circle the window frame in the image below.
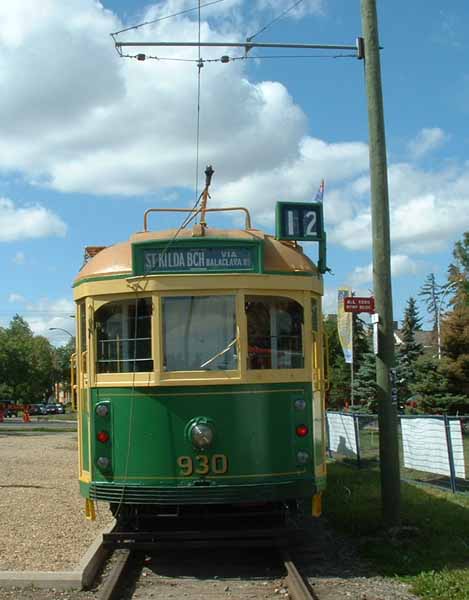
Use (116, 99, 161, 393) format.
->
(88, 290, 312, 386)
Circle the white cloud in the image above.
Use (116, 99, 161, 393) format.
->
(23, 297, 75, 344)
(255, 0, 325, 18)
(8, 293, 25, 303)
(0, 198, 66, 242)
(408, 127, 448, 159)
(0, 1, 313, 196)
(347, 254, 423, 287)
(13, 251, 26, 264)
(329, 162, 469, 254)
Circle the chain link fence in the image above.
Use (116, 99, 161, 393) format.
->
(326, 412, 469, 494)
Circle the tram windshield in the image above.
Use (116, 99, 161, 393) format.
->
(163, 296, 237, 371)
(95, 298, 153, 373)
(246, 296, 304, 369)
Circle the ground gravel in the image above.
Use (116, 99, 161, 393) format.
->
(0, 430, 113, 572)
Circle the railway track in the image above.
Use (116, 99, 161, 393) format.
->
(96, 546, 317, 600)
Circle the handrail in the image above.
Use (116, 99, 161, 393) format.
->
(143, 207, 252, 232)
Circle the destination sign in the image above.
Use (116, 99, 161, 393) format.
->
(142, 246, 256, 274)
(276, 201, 324, 242)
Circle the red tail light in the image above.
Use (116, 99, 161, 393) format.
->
(97, 431, 110, 443)
(296, 424, 309, 437)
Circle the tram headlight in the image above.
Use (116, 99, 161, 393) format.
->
(97, 456, 110, 470)
(190, 423, 214, 449)
(294, 398, 306, 411)
(296, 451, 310, 465)
(96, 403, 110, 417)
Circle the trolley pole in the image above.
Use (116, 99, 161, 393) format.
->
(361, 0, 400, 527)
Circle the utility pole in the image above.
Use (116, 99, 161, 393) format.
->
(361, 0, 400, 527)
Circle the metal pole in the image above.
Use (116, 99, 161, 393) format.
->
(351, 317, 354, 407)
(116, 41, 358, 51)
(443, 415, 457, 493)
(361, 0, 400, 527)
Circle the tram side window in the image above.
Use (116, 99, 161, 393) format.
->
(95, 298, 153, 373)
(246, 296, 304, 369)
(163, 296, 237, 371)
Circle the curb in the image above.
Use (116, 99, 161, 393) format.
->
(0, 523, 114, 591)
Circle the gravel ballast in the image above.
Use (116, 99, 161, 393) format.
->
(0, 430, 113, 572)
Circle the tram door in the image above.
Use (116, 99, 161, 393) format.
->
(77, 300, 91, 482)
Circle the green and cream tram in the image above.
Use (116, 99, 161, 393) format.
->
(73, 202, 328, 528)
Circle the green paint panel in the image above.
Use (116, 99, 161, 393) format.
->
(82, 382, 325, 504)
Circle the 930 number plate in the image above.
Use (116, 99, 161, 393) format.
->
(177, 454, 228, 476)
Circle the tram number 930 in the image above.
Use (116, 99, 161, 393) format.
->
(177, 454, 228, 476)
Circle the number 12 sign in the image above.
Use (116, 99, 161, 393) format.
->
(275, 201, 324, 242)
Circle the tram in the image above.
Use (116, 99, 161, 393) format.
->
(73, 172, 328, 532)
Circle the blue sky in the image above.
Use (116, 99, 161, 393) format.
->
(1, 0, 468, 343)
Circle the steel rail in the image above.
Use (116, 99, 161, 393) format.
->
(97, 549, 133, 600)
(283, 552, 316, 600)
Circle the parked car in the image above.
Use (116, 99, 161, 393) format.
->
(55, 403, 65, 414)
(29, 404, 47, 416)
(5, 408, 18, 417)
(45, 404, 58, 414)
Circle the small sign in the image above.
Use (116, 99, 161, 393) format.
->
(276, 201, 324, 242)
(142, 246, 256, 274)
(344, 297, 375, 314)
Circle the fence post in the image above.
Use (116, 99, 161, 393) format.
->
(353, 414, 362, 468)
(444, 415, 457, 493)
(326, 412, 333, 459)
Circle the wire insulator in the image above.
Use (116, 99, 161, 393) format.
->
(220, 55, 230, 63)
(137, 53, 146, 61)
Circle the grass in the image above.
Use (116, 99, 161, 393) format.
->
(324, 461, 469, 599)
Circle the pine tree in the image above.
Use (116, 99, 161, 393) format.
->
(397, 297, 423, 401)
(419, 273, 442, 342)
(352, 349, 377, 413)
(410, 355, 469, 414)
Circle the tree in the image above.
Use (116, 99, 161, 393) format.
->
(410, 355, 469, 415)
(397, 297, 423, 401)
(441, 233, 469, 398)
(324, 317, 350, 410)
(352, 348, 378, 413)
(0, 315, 58, 404)
(419, 273, 442, 340)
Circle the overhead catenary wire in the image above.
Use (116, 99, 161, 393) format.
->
(110, 0, 226, 36)
(121, 52, 357, 63)
(195, 0, 202, 204)
(246, 0, 305, 42)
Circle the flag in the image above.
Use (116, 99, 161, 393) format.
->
(337, 287, 353, 364)
(314, 179, 325, 203)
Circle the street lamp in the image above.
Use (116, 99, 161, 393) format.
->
(436, 281, 460, 360)
(48, 327, 74, 339)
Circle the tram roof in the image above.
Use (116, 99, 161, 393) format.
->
(75, 227, 318, 283)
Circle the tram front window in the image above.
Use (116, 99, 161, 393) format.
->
(95, 298, 153, 373)
(246, 296, 304, 369)
(163, 296, 237, 371)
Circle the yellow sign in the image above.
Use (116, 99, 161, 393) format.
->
(177, 454, 228, 476)
(337, 288, 353, 364)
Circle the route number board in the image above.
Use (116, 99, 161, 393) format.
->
(275, 202, 324, 242)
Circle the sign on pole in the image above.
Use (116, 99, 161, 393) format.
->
(344, 296, 375, 314)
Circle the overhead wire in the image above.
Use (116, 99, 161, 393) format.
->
(246, 0, 305, 42)
(120, 52, 356, 63)
(195, 0, 202, 204)
(110, 0, 226, 36)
